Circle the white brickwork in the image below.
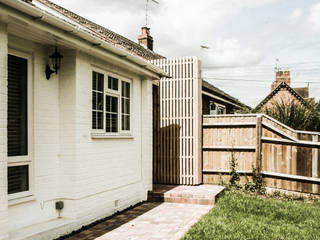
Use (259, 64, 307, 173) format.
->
(0, 22, 8, 240)
(4, 39, 154, 239)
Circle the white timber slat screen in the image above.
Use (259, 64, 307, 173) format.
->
(152, 57, 202, 185)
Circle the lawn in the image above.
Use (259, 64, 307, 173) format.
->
(182, 191, 320, 240)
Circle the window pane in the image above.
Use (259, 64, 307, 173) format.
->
(106, 95, 111, 112)
(113, 77, 118, 91)
(92, 71, 104, 130)
(106, 95, 118, 133)
(126, 116, 130, 130)
(92, 112, 96, 129)
(8, 54, 28, 157)
(125, 99, 130, 114)
(98, 73, 104, 91)
(125, 82, 130, 98)
(97, 112, 103, 129)
(92, 72, 97, 90)
(106, 113, 111, 132)
(108, 76, 118, 91)
(8, 165, 29, 194)
(111, 96, 118, 113)
(92, 92, 97, 110)
(108, 77, 112, 90)
(122, 81, 130, 98)
(122, 115, 130, 131)
(97, 93, 103, 110)
(121, 81, 130, 131)
(111, 113, 118, 132)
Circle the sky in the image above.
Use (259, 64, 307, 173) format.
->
(50, 0, 320, 107)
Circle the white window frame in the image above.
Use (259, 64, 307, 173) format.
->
(209, 101, 226, 115)
(216, 103, 226, 115)
(120, 78, 132, 134)
(7, 49, 34, 201)
(91, 67, 132, 137)
(105, 92, 120, 136)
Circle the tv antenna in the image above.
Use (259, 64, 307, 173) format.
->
(274, 58, 280, 71)
(145, 0, 159, 27)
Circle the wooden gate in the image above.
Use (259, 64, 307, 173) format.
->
(202, 114, 320, 194)
(152, 57, 202, 185)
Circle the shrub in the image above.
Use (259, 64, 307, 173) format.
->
(228, 152, 241, 189)
(262, 99, 320, 131)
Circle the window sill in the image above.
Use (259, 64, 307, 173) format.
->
(9, 195, 36, 206)
(91, 133, 134, 139)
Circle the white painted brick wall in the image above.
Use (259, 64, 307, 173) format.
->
(0, 22, 8, 240)
(60, 52, 153, 222)
(5, 37, 154, 239)
(8, 40, 61, 233)
(141, 79, 153, 195)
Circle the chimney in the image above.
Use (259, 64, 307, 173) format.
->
(138, 27, 153, 51)
(271, 69, 291, 91)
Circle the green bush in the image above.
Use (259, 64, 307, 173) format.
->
(236, 100, 320, 131)
(262, 100, 320, 131)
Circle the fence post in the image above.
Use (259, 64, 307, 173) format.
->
(256, 115, 263, 171)
(312, 135, 319, 193)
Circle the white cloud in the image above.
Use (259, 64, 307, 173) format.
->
(288, 8, 303, 24)
(307, 3, 320, 32)
(202, 39, 262, 67)
(50, 0, 279, 58)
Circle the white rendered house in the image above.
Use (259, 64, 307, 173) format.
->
(0, 0, 165, 239)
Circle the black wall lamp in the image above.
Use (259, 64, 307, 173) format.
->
(45, 47, 63, 80)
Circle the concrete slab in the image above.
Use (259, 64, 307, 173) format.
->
(148, 184, 225, 205)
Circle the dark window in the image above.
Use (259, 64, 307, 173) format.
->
(92, 71, 104, 129)
(8, 54, 28, 157)
(106, 95, 118, 133)
(121, 81, 130, 131)
(108, 76, 118, 91)
(8, 165, 29, 194)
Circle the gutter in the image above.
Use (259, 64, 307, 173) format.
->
(0, 0, 167, 79)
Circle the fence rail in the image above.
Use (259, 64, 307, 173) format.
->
(202, 114, 320, 194)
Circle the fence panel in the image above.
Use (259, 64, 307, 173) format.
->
(152, 57, 202, 185)
(203, 114, 320, 194)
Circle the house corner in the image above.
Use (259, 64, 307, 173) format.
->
(0, 22, 9, 240)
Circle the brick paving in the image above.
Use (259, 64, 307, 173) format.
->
(61, 201, 212, 240)
(60, 185, 224, 240)
(59, 202, 161, 240)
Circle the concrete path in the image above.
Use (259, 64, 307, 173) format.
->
(95, 202, 211, 240)
(63, 185, 225, 240)
(63, 202, 211, 240)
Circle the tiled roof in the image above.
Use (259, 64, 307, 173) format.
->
(293, 87, 309, 98)
(202, 80, 250, 109)
(23, 0, 164, 61)
(254, 82, 308, 111)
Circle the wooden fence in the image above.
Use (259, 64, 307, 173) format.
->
(203, 114, 320, 194)
(152, 57, 202, 185)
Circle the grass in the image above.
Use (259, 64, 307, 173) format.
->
(182, 191, 320, 240)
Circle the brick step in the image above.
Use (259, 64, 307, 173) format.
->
(148, 184, 225, 205)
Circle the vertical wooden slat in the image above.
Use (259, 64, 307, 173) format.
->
(256, 115, 262, 170)
(151, 57, 202, 185)
(312, 135, 319, 193)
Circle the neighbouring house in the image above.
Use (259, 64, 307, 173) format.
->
(0, 0, 166, 239)
(254, 69, 310, 111)
(202, 80, 249, 115)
